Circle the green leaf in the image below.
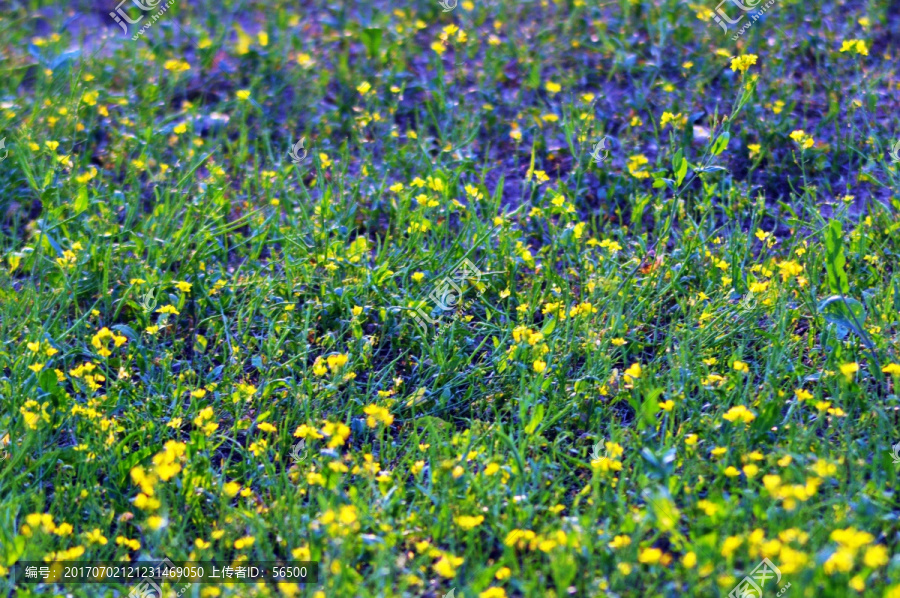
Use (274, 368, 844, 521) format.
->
(818, 295, 866, 340)
(112, 324, 139, 342)
(540, 317, 557, 336)
(524, 403, 545, 435)
(360, 28, 382, 59)
(641, 388, 664, 429)
(404, 387, 429, 408)
(38, 369, 59, 394)
(527, 60, 541, 89)
(3, 536, 25, 566)
(627, 392, 643, 429)
(640, 447, 676, 481)
(823, 220, 850, 295)
(417, 415, 451, 432)
(710, 132, 730, 156)
(117, 445, 154, 484)
(74, 186, 89, 213)
(39, 228, 63, 257)
(672, 149, 688, 186)
(695, 165, 728, 173)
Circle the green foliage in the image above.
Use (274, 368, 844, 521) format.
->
(824, 220, 850, 296)
(0, 1, 899, 597)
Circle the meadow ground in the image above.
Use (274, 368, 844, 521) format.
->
(1, 0, 900, 596)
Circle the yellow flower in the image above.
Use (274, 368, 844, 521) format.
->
(840, 39, 869, 56)
(53, 545, 86, 560)
(660, 111, 683, 128)
(326, 353, 348, 373)
(236, 90, 251, 101)
(455, 515, 484, 530)
(730, 54, 758, 73)
(338, 505, 358, 525)
(789, 130, 814, 150)
(824, 548, 855, 574)
(163, 59, 190, 72)
(732, 360, 749, 373)
(234, 535, 255, 550)
(357, 81, 372, 95)
(479, 588, 507, 598)
(723, 405, 756, 424)
(26, 513, 56, 533)
(592, 456, 622, 473)
(20, 400, 51, 430)
(777, 260, 804, 280)
(320, 421, 351, 448)
(839, 362, 859, 380)
(830, 527, 874, 550)
(597, 444, 622, 464)
(608, 535, 631, 549)
(623, 362, 642, 381)
(312, 358, 328, 376)
(294, 424, 323, 440)
(638, 547, 662, 564)
(115, 535, 140, 550)
(721, 536, 743, 557)
(627, 154, 650, 179)
(433, 555, 463, 578)
(533, 360, 547, 373)
(545, 81, 562, 94)
(146, 515, 165, 530)
(882, 363, 900, 375)
(864, 545, 888, 568)
(363, 404, 394, 428)
(84, 529, 107, 545)
(224, 481, 241, 497)
(681, 551, 697, 568)
(789, 390, 811, 405)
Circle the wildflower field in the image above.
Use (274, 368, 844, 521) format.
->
(2, 0, 900, 596)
